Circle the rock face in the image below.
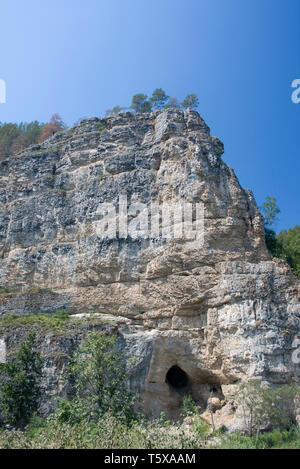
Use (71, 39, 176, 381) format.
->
(0, 108, 299, 426)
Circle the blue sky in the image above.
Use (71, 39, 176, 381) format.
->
(0, 0, 299, 232)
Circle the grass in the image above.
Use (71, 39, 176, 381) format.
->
(215, 427, 300, 449)
(0, 414, 299, 449)
(0, 310, 116, 334)
(97, 122, 106, 132)
(0, 413, 208, 449)
(0, 311, 71, 333)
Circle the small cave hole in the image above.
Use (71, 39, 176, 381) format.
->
(166, 365, 189, 390)
(210, 386, 218, 394)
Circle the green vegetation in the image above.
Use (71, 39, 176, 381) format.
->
(105, 89, 199, 116)
(0, 121, 44, 158)
(105, 106, 126, 117)
(150, 88, 169, 109)
(55, 333, 135, 425)
(237, 381, 298, 436)
(0, 411, 299, 449)
(0, 310, 70, 332)
(261, 196, 300, 278)
(218, 427, 300, 449)
(181, 394, 198, 417)
(0, 412, 208, 449)
(0, 333, 44, 428)
(97, 122, 106, 132)
(0, 331, 298, 449)
(0, 114, 66, 159)
(261, 196, 280, 227)
(130, 93, 152, 113)
(181, 93, 199, 109)
(277, 226, 300, 278)
(1, 91, 200, 156)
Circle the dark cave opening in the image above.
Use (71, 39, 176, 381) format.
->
(166, 365, 189, 390)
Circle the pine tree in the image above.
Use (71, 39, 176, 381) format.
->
(181, 94, 199, 109)
(130, 94, 152, 113)
(150, 88, 169, 109)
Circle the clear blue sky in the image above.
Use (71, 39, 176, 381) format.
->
(0, 0, 299, 232)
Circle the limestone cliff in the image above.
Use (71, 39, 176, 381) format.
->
(0, 109, 299, 427)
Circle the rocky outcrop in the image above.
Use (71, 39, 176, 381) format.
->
(0, 108, 299, 427)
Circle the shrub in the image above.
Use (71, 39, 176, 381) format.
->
(181, 395, 197, 417)
(237, 380, 299, 436)
(56, 332, 136, 425)
(97, 122, 106, 132)
(0, 332, 44, 428)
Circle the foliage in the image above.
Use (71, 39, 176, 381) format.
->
(105, 106, 126, 116)
(150, 88, 169, 109)
(261, 196, 280, 228)
(54, 308, 70, 320)
(0, 313, 70, 332)
(1, 412, 299, 449)
(0, 89, 202, 159)
(110, 90, 200, 114)
(130, 94, 152, 113)
(265, 226, 300, 279)
(277, 225, 300, 278)
(265, 228, 283, 257)
(0, 121, 44, 158)
(165, 96, 181, 109)
(56, 332, 135, 425)
(237, 380, 267, 436)
(261, 197, 299, 278)
(38, 114, 66, 143)
(0, 333, 44, 428)
(236, 381, 299, 436)
(181, 94, 199, 109)
(218, 426, 300, 449)
(0, 114, 66, 158)
(181, 395, 197, 417)
(0, 411, 208, 449)
(97, 122, 106, 132)
(267, 384, 299, 430)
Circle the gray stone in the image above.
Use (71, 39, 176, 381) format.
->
(0, 108, 299, 425)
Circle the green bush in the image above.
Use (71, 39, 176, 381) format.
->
(97, 122, 106, 132)
(236, 381, 299, 436)
(54, 308, 69, 320)
(181, 395, 197, 417)
(0, 332, 44, 428)
(56, 332, 136, 425)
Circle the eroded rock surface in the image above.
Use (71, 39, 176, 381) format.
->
(0, 109, 299, 426)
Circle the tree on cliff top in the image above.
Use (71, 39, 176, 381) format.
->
(130, 94, 152, 113)
(181, 93, 199, 109)
(38, 114, 66, 143)
(165, 96, 181, 109)
(150, 88, 169, 109)
(0, 121, 44, 158)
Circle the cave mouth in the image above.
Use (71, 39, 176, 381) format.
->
(166, 365, 189, 390)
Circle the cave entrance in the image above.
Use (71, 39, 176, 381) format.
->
(166, 365, 189, 391)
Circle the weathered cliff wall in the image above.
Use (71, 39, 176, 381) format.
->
(0, 108, 299, 427)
